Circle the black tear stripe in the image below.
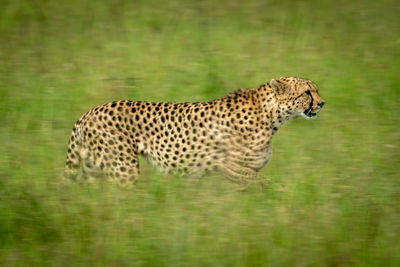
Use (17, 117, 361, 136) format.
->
(305, 90, 314, 116)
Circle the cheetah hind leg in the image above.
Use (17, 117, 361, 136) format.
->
(63, 161, 80, 185)
(64, 146, 82, 184)
(103, 154, 140, 189)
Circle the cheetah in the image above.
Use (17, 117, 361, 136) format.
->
(64, 77, 325, 187)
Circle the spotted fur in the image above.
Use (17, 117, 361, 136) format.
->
(64, 77, 325, 187)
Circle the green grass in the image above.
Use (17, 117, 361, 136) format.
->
(0, 0, 399, 265)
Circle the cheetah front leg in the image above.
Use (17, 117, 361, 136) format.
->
(221, 160, 269, 191)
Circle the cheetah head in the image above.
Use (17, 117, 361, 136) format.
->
(270, 77, 325, 120)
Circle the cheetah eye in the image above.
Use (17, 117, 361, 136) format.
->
(305, 90, 312, 97)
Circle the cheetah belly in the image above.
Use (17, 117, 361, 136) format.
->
(141, 138, 223, 175)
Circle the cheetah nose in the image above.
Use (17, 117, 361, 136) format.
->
(318, 101, 325, 108)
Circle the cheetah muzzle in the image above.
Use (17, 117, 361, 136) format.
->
(303, 90, 321, 119)
(64, 76, 325, 187)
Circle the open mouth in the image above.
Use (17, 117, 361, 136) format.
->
(301, 108, 317, 119)
(304, 107, 317, 118)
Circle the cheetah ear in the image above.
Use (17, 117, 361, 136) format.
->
(270, 79, 287, 94)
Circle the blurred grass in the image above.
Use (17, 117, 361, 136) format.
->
(0, 0, 399, 265)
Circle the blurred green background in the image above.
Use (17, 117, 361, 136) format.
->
(0, 0, 399, 265)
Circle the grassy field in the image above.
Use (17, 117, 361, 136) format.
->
(0, 0, 399, 265)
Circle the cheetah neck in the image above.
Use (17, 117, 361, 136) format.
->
(253, 83, 294, 135)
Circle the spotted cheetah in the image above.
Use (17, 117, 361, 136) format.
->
(64, 77, 325, 187)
